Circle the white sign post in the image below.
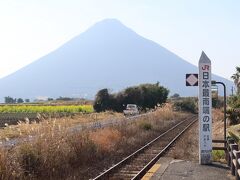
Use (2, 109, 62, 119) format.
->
(198, 51, 212, 164)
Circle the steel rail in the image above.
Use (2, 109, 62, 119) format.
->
(132, 117, 197, 179)
(93, 115, 197, 180)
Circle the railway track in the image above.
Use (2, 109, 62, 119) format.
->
(93, 115, 197, 180)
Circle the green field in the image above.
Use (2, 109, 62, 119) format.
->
(0, 105, 93, 113)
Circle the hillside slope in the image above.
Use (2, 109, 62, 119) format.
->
(0, 19, 233, 100)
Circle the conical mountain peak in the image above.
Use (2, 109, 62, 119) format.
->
(0, 20, 232, 100)
(84, 18, 136, 37)
(94, 18, 124, 27)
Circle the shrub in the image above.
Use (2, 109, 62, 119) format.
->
(17, 144, 40, 176)
(173, 98, 197, 114)
(171, 93, 180, 98)
(139, 122, 152, 131)
(227, 95, 240, 125)
(0, 148, 23, 179)
(228, 132, 240, 143)
(93, 83, 169, 112)
(226, 108, 240, 125)
(228, 95, 240, 108)
(93, 89, 114, 112)
(212, 150, 225, 162)
(212, 97, 224, 108)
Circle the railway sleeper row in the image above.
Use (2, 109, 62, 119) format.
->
(94, 115, 197, 180)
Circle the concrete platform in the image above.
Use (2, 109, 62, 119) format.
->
(142, 157, 234, 180)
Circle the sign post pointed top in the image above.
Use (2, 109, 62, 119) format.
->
(198, 51, 212, 165)
(199, 51, 211, 64)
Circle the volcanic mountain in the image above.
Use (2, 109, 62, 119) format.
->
(0, 19, 233, 101)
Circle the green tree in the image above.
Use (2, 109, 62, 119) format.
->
(93, 83, 169, 112)
(226, 66, 240, 125)
(122, 86, 143, 107)
(171, 93, 180, 98)
(173, 98, 197, 113)
(4, 96, 15, 104)
(93, 89, 113, 112)
(231, 66, 240, 95)
(17, 98, 24, 103)
(56, 97, 73, 101)
(140, 83, 169, 109)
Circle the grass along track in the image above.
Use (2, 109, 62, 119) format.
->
(0, 112, 154, 147)
(93, 115, 197, 180)
(0, 105, 189, 179)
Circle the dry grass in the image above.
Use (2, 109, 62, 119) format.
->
(212, 108, 225, 140)
(167, 108, 226, 162)
(167, 122, 198, 161)
(212, 108, 228, 163)
(0, 148, 23, 179)
(89, 128, 121, 152)
(154, 103, 177, 120)
(212, 150, 226, 163)
(0, 104, 189, 179)
(0, 111, 123, 141)
(212, 108, 224, 123)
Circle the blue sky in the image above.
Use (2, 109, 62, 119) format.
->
(0, 0, 239, 80)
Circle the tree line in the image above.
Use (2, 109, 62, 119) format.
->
(4, 96, 30, 104)
(93, 82, 169, 112)
(3, 96, 89, 104)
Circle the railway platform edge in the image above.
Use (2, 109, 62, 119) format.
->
(143, 157, 233, 180)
